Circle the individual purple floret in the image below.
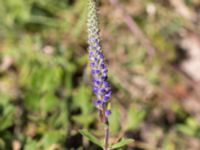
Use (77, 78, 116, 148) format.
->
(105, 110, 111, 117)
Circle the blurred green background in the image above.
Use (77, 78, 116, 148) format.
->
(1, 0, 200, 149)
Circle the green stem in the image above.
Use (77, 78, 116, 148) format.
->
(104, 118, 109, 150)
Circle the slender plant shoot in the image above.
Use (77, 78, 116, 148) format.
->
(87, 0, 112, 149)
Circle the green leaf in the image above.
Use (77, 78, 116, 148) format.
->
(0, 94, 14, 131)
(79, 130, 103, 148)
(40, 94, 59, 114)
(176, 124, 195, 136)
(40, 130, 65, 149)
(109, 105, 120, 133)
(125, 107, 146, 130)
(72, 114, 95, 127)
(110, 138, 134, 150)
(0, 138, 5, 150)
(73, 85, 93, 115)
(24, 138, 38, 150)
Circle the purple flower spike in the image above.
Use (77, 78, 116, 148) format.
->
(87, 0, 112, 117)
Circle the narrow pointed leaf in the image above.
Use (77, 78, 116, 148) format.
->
(110, 138, 134, 150)
(79, 130, 103, 148)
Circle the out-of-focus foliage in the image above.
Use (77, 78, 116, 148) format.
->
(1, 0, 200, 149)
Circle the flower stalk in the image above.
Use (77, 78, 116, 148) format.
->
(87, 0, 112, 149)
